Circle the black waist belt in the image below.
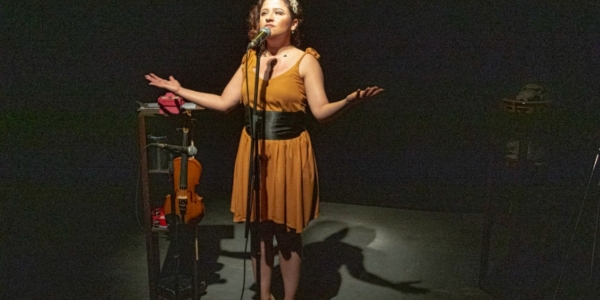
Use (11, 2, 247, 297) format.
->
(245, 109, 306, 140)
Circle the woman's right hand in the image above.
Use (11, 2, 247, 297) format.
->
(145, 73, 181, 93)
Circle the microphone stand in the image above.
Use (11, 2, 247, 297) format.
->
(244, 45, 263, 297)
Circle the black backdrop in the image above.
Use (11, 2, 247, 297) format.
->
(3, 1, 600, 299)
(2, 1, 600, 212)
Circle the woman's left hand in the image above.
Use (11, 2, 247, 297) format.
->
(345, 86, 385, 105)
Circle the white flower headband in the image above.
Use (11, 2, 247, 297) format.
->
(289, 0, 298, 14)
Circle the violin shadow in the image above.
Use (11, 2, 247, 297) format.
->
(160, 224, 236, 293)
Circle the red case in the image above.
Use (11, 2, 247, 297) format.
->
(157, 92, 184, 115)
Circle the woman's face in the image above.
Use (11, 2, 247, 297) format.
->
(259, 0, 297, 39)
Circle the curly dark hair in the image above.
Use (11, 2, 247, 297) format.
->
(247, 0, 304, 47)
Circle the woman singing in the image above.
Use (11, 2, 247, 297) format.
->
(145, 0, 384, 298)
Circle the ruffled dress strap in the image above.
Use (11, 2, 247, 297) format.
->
(241, 49, 256, 70)
(304, 47, 320, 60)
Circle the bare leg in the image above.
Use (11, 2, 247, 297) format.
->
(279, 250, 301, 300)
(276, 228, 303, 300)
(252, 232, 275, 300)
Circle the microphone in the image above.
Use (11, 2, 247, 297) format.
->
(148, 143, 198, 156)
(247, 27, 271, 49)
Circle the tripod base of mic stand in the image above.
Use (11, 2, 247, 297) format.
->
(157, 275, 207, 299)
(157, 275, 192, 298)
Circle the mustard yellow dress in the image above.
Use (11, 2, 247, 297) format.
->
(230, 48, 321, 233)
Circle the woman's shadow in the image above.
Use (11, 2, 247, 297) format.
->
(270, 220, 430, 300)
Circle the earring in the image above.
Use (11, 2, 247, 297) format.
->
(292, 30, 295, 34)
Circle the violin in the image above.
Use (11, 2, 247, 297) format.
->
(163, 112, 205, 225)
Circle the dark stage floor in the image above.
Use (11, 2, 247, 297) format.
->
(1, 180, 598, 300)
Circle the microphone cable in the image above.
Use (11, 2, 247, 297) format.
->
(239, 47, 253, 300)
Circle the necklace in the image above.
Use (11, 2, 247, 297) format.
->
(264, 47, 292, 58)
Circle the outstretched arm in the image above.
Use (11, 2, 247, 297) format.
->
(144, 65, 244, 113)
(300, 55, 384, 123)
